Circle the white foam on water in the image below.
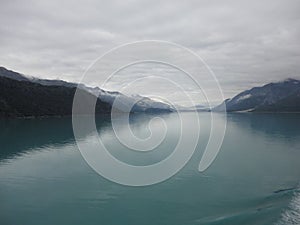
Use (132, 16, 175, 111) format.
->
(276, 189, 300, 225)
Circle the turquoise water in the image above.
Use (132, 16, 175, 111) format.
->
(0, 113, 300, 225)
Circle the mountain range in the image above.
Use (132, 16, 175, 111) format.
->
(0, 67, 173, 117)
(214, 78, 300, 112)
(1, 66, 300, 117)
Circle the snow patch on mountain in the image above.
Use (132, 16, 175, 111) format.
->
(236, 94, 251, 102)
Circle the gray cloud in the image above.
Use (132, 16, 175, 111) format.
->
(1, 0, 300, 105)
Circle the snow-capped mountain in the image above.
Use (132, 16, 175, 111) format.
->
(0, 66, 174, 113)
(214, 79, 300, 112)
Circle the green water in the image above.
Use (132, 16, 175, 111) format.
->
(0, 113, 300, 225)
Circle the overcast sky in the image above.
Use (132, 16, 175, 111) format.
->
(1, 0, 300, 105)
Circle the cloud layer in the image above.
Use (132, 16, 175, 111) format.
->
(1, 0, 300, 104)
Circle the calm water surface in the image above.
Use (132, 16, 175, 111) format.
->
(0, 113, 300, 225)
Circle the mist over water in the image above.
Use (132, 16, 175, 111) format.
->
(0, 113, 300, 225)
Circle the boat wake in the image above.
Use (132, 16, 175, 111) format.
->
(276, 186, 300, 225)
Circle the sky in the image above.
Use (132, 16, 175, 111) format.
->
(1, 0, 300, 105)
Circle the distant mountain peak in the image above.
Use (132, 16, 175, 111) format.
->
(214, 78, 300, 112)
(282, 78, 300, 84)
